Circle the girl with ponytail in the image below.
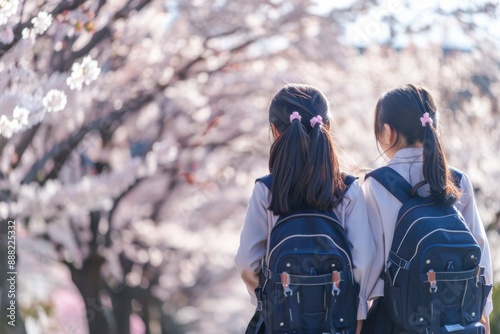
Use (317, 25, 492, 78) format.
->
(362, 84, 493, 333)
(236, 84, 377, 334)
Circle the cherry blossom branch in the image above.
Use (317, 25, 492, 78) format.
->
(114, 0, 152, 20)
(70, 27, 112, 60)
(149, 168, 179, 222)
(23, 29, 221, 185)
(105, 177, 145, 248)
(11, 124, 41, 169)
(70, 0, 153, 62)
(105, 109, 171, 246)
(94, 0, 107, 16)
(48, 0, 151, 73)
(21, 93, 155, 184)
(19, 0, 27, 23)
(0, 0, 90, 58)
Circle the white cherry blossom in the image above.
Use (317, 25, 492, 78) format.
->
(31, 11, 53, 35)
(0, 106, 30, 138)
(0, 0, 18, 26)
(22, 27, 35, 41)
(42, 89, 67, 112)
(66, 56, 101, 90)
(0, 114, 13, 137)
(13, 106, 30, 124)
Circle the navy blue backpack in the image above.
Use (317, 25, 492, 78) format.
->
(250, 174, 360, 334)
(367, 167, 491, 334)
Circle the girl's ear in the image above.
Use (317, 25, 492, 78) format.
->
(387, 124, 399, 146)
(379, 123, 395, 145)
(271, 124, 281, 140)
(377, 123, 400, 158)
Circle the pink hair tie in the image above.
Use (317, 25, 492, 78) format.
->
(289, 111, 302, 123)
(420, 112, 433, 127)
(310, 115, 323, 128)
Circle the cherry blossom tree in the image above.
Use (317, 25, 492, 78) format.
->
(0, 0, 498, 334)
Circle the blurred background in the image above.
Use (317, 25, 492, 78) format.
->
(0, 0, 499, 333)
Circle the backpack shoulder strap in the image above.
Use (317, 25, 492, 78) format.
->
(256, 173, 357, 207)
(256, 174, 272, 190)
(343, 174, 357, 188)
(366, 167, 464, 203)
(332, 174, 358, 207)
(365, 166, 412, 204)
(449, 167, 463, 188)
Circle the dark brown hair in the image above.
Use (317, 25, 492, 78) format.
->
(268, 84, 344, 214)
(374, 84, 460, 204)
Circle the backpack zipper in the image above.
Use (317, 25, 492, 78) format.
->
(267, 234, 354, 283)
(275, 213, 346, 232)
(396, 202, 434, 227)
(395, 214, 462, 252)
(406, 230, 477, 265)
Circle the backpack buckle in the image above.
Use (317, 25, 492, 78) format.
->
(332, 271, 341, 296)
(427, 270, 438, 293)
(281, 272, 293, 297)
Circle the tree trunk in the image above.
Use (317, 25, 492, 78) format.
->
(110, 286, 132, 334)
(70, 252, 112, 334)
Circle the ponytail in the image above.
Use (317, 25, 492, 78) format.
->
(269, 117, 310, 215)
(418, 90, 460, 205)
(305, 120, 344, 210)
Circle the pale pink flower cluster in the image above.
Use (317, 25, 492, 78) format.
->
(0, 0, 18, 26)
(22, 11, 53, 41)
(31, 11, 52, 35)
(0, 106, 30, 138)
(42, 89, 67, 113)
(21, 27, 35, 41)
(66, 56, 101, 90)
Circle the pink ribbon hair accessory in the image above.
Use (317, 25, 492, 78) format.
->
(420, 112, 433, 127)
(310, 115, 323, 128)
(289, 111, 302, 123)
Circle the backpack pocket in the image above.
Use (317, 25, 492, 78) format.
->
(266, 275, 330, 333)
(263, 268, 358, 333)
(417, 267, 487, 329)
(460, 268, 491, 324)
(328, 275, 359, 332)
(299, 282, 329, 332)
(384, 285, 403, 322)
(383, 261, 410, 328)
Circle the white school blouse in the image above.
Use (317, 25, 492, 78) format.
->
(362, 147, 493, 316)
(234, 178, 378, 320)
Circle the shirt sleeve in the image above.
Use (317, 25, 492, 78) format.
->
(344, 180, 378, 320)
(234, 182, 269, 305)
(455, 173, 494, 316)
(361, 177, 390, 301)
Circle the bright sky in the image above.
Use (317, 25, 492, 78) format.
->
(310, 0, 500, 48)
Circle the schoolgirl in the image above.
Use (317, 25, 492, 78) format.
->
(362, 84, 493, 333)
(235, 84, 378, 333)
